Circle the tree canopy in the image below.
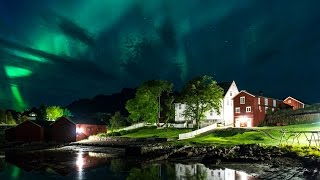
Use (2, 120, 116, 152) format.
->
(180, 75, 224, 129)
(46, 106, 64, 121)
(126, 80, 173, 124)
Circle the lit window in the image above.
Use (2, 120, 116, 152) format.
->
(272, 108, 274, 112)
(240, 96, 245, 104)
(265, 98, 268, 106)
(235, 107, 240, 113)
(288, 100, 292, 103)
(258, 98, 260, 105)
(246, 106, 251, 112)
(273, 100, 276, 107)
(259, 106, 262, 111)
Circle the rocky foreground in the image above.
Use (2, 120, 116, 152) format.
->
(124, 144, 320, 179)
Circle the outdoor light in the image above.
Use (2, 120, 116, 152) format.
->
(76, 127, 84, 134)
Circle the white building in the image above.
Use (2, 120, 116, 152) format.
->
(175, 81, 239, 127)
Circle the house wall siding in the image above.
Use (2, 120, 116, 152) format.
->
(13, 121, 44, 141)
(284, 97, 304, 110)
(50, 118, 76, 142)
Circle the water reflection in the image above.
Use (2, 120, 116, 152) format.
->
(0, 151, 256, 180)
(175, 163, 256, 180)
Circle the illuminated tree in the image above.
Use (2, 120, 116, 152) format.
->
(63, 108, 73, 117)
(46, 106, 64, 121)
(6, 111, 16, 125)
(126, 80, 172, 124)
(109, 111, 125, 134)
(180, 75, 224, 129)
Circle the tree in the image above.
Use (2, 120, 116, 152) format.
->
(109, 111, 124, 134)
(6, 111, 16, 125)
(162, 95, 175, 127)
(0, 109, 5, 124)
(36, 104, 47, 121)
(46, 106, 64, 121)
(180, 75, 224, 129)
(126, 80, 173, 124)
(63, 108, 72, 117)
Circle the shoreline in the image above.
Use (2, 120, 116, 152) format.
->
(1, 141, 319, 179)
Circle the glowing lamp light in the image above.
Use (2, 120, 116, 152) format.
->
(76, 127, 84, 134)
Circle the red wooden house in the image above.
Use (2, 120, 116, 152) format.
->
(233, 91, 292, 127)
(5, 120, 52, 141)
(283, 96, 305, 110)
(50, 116, 106, 142)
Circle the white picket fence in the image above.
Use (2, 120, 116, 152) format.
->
(178, 123, 217, 140)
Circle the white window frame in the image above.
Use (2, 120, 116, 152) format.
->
(178, 104, 182, 109)
(265, 107, 268, 113)
(210, 110, 214, 116)
(265, 98, 268, 106)
(273, 100, 276, 107)
(246, 106, 251, 112)
(288, 99, 292, 103)
(240, 97, 245, 104)
(230, 91, 233, 97)
(235, 107, 240, 113)
(258, 98, 260, 105)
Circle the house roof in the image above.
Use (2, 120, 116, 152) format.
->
(30, 120, 53, 128)
(284, 96, 305, 105)
(217, 81, 233, 96)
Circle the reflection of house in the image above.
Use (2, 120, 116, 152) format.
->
(233, 91, 292, 127)
(175, 81, 239, 127)
(175, 163, 245, 180)
(50, 117, 107, 142)
(5, 120, 52, 141)
(283, 96, 305, 110)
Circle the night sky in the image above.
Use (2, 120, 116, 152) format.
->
(0, 0, 319, 111)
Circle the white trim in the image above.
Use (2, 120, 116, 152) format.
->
(240, 96, 245, 104)
(246, 106, 251, 112)
(284, 96, 305, 105)
(234, 90, 255, 99)
(235, 107, 240, 113)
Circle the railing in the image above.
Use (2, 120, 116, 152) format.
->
(279, 130, 320, 147)
(178, 123, 217, 140)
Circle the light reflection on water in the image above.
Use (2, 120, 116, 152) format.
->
(0, 151, 257, 180)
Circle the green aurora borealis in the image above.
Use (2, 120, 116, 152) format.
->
(1, 0, 320, 110)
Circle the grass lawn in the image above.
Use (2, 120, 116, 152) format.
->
(184, 122, 320, 146)
(121, 127, 192, 139)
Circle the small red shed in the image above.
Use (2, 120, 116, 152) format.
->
(283, 96, 305, 110)
(5, 120, 52, 142)
(50, 116, 107, 142)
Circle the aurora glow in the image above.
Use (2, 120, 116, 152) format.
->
(0, 0, 319, 109)
(4, 66, 32, 78)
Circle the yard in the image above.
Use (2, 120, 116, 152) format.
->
(118, 122, 320, 147)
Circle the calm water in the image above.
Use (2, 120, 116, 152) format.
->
(0, 151, 257, 180)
